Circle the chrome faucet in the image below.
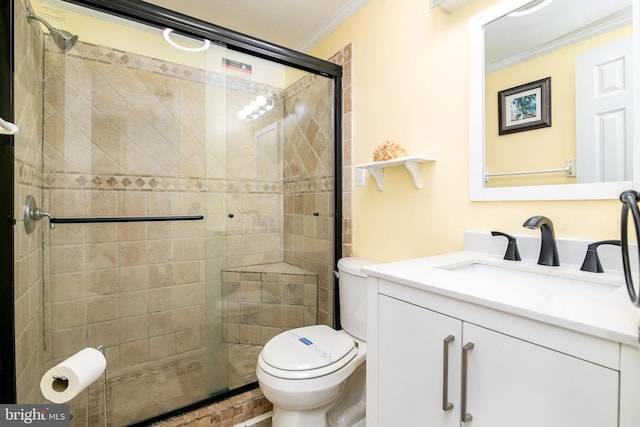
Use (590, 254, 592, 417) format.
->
(523, 215, 559, 266)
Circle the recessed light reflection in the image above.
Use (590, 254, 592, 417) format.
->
(508, 0, 553, 17)
(163, 28, 211, 52)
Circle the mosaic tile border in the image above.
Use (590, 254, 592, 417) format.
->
(44, 172, 209, 192)
(284, 177, 333, 193)
(43, 172, 331, 193)
(16, 159, 43, 188)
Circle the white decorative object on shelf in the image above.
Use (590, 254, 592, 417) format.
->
(355, 156, 435, 191)
(430, 0, 470, 13)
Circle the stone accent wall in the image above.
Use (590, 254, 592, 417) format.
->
(333, 44, 353, 259)
(151, 389, 272, 427)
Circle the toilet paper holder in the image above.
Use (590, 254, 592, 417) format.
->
(41, 345, 107, 426)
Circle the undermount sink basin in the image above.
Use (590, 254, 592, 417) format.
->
(438, 261, 622, 298)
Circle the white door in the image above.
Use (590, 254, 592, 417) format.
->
(377, 295, 461, 427)
(575, 36, 633, 183)
(463, 323, 619, 427)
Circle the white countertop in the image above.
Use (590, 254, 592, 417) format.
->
(363, 251, 640, 347)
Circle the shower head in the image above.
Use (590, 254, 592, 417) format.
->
(26, 6, 78, 53)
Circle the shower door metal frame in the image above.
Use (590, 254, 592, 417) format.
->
(1, 0, 343, 409)
(0, 0, 16, 403)
(63, 0, 342, 77)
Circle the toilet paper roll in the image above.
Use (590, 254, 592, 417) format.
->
(40, 348, 106, 404)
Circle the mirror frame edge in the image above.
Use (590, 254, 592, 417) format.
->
(468, 0, 639, 201)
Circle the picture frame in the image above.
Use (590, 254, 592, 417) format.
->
(498, 77, 551, 135)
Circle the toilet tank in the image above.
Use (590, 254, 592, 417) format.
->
(337, 257, 378, 341)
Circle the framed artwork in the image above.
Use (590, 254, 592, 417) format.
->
(498, 77, 551, 135)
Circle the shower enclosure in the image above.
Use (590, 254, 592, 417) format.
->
(4, 0, 342, 425)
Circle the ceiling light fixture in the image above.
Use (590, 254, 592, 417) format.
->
(163, 28, 210, 52)
(507, 0, 553, 17)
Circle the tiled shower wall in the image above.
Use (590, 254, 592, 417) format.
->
(283, 73, 336, 326)
(37, 32, 338, 427)
(14, 0, 46, 405)
(43, 38, 217, 425)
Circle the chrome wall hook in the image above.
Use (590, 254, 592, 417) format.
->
(23, 195, 54, 234)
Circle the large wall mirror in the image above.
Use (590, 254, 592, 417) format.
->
(469, 0, 639, 200)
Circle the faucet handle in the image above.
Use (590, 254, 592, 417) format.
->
(491, 231, 521, 261)
(580, 240, 621, 273)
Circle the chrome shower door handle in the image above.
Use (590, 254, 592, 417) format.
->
(442, 335, 455, 411)
(461, 342, 474, 423)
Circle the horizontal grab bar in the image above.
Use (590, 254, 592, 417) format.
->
(485, 159, 575, 182)
(50, 215, 204, 225)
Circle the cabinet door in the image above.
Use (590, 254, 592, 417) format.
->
(378, 295, 462, 426)
(463, 323, 619, 427)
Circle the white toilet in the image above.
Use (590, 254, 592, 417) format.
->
(256, 257, 377, 427)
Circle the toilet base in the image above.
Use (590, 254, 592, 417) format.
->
(267, 363, 366, 427)
(271, 400, 335, 427)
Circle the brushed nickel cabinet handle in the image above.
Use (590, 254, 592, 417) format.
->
(461, 342, 475, 423)
(442, 335, 455, 411)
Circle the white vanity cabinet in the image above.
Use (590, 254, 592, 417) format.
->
(369, 280, 626, 426)
(378, 295, 462, 426)
(462, 322, 618, 426)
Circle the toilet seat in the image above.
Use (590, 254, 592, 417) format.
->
(259, 325, 358, 380)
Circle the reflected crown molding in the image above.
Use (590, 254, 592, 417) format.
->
(486, 7, 632, 73)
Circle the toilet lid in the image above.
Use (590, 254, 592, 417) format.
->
(261, 325, 356, 372)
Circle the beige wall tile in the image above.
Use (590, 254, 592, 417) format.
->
(51, 300, 87, 329)
(87, 295, 118, 323)
(149, 334, 177, 359)
(149, 311, 176, 337)
(87, 269, 119, 295)
(120, 315, 149, 343)
(120, 340, 149, 366)
(118, 291, 148, 318)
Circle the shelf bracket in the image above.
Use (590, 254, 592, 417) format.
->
(355, 156, 436, 191)
(404, 160, 422, 189)
(367, 166, 386, 191)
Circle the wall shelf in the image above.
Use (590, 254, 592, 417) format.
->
(355, 156, 435, 191)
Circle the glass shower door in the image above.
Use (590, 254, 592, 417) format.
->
(220, 51, 337, 388)
(37, 1, 229, 424)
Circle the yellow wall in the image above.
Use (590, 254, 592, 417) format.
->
(485, 25, 632, 188)
(308, 0, 625, 262)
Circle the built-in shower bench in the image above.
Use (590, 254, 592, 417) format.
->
(222, 262, 318, 346)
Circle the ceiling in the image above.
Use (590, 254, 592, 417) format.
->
(142, 0, 368, 51)
(485, 0, 632, 70)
